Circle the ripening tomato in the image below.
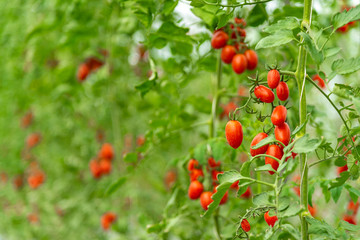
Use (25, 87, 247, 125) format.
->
(21, 112, 33, 128)
(77, 63, 90, 82)
(188, 180, 204, 200)
(312, 74, 326, 89)
(232, 54, 248, 74)
(271, 105, 287, 126)
(86, 57, 104, 71)
(264, 211, 278, 227)
(265, 145, 283, 175)
(343, 215, 356, 225)
(250, 132, 269, 156)
(308, 204, 317, 217)
(230, 180, 239, 190)
(254, 85, 274, 103)
(241, 219, 250, 232)
(99, 143, 114, 160)
(90, 159, 102, 179)
(244, 49, 258, 70)
(26, 133, 41, 148)
(275, 123, 291, 146)
(267, 69, 280, 89)
(187, 159, 199, 172)
(213, 185, 228, 205)
(200, 191, 213, 210)
(28, 213, 39, 224)
(221, 45, 236, 64)
(27, 170, 45, 189)
(225, 120, 243, 149)
(234, 18, 246, 27)
(276, 82, 289, 101)
(337, 24, 349, 33)
(101, 212, 117, 230)
(211, 31, 228, 49)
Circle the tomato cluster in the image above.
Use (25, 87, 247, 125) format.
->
(101, 212, 117, 230)
(89, 143, 114, 179)
(77, 56, 105, 82)
(187, 158, 229, 210)
(337, 6, 358, 33)
(211, 18, 258, 74)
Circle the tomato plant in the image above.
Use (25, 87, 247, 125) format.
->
(0, 0, 359, 240)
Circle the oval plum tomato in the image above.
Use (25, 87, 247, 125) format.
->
(267, 69, 281, 89)
(275, 123, 291, 146)
(312, 74, 326, 89)
(276, 82, 289, 101)
(225, 120, 243, 149)
(250, 132, 269, 156)
(308, 204, 317, 217)
(211, 31, 228, 49)
(188, 180, 204, 200)
(264, 211, 278, 227)
(187, 159, 199, 172)
(221, 45, 236, 64)
(265, 145, 283, 175)
(231, 54, 247, 74)
(337, 24, 349, 33)
(241, 219, 250, 232)
(26, 133, 42, 148)
(101, 212, 117, 230)
(77, 63, 90, 82)
(230, 180, 239, 190)
(99, 159, 112, 175)
(271, 105, 287, 126)
(90, 159, 102, 179)
(213, 185, 228, 205)
(240, 187, 252, 198)
(200, 191, 213, 210)
(244, 49, 258, 70)
(254, 85, 274, 103)
(190, 168, 204, 181)
(211, 170, 223, 182)
(343, 215, 356, 225)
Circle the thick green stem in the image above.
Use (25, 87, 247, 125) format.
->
(210, 52, 223, 240)
(295, 0, 313, 239)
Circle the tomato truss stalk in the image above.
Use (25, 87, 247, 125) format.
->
(294, 0, 313, 239)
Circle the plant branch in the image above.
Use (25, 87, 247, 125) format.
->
(202, 0, 273, 8)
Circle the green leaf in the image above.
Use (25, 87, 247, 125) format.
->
(298, 32, 323, 65)
(306, 216, 340, 238)
(256, 30, 294, 50)
(104, 177, 127, 197)
(332, 83, 353, 100)
(278, 197, 290, 211)
(320, 180, 331, 203)
(331, 56, 360, 76)
(264, 17, 299, 33)
(330, 186, 342, 203)
(255, 164, 275, 172)
(123, 152, 138, 163)
(332, 5, 360, 30)
(202, 170, 243, 217)
(252, 135, 275, 150)
(293, 134, 322, 154)
(162, 0, 178, 15)
(135, 79, 156, 97)
(216, 11, 232, 29)
(345, 184, 360, 202)
(240, 161, 251, 177)
(209, 139, 227, 162)
(280, 202, 301, 218)
(194, 142, 207, 165)
(191, 6, 216, 28)
(253, 192, 271, 206)
(247, 4, 268, 27)
(330, 171, 350, 188)
(281, 224, 301, 240)
(292, 113, 310, 137)
(339, 220, 360, 232)
(324, 47, 341, 58)
(189, 0, 205, 7)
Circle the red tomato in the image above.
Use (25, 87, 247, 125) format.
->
(188, 180, 204, 200)
(190, 169, 204, 181)
(234, 18, 246, 27)
(276, 82, 289, 101)
(241, 187, 252, 198)
(230, 180, 239, 190)
(348, 200, 359, 215)
(200, 191, 213, 210)
(232, 54, 248, 74)
(221, 45, 236, 64)
(337, 24, 349, 33)
(250, 132, 269, 156)
(86, 57, 104, 71)
(275, 123, 291, 146)
(21, 112, 33, 128)
(265, 145, 283, 175)
(271, 105, 287, 126)
(90, 160, 102, 179)
(26, 133, 42, 148)
(337, 165, 348, 175)
(27, 170, 45, 189)
(164, 170, 177, 189)
(211, 31, 229, 49)
(241, 219, 251, 232)
(99, 143, 114, 160)
(343, 215, 356, 225)
(225, 120, 243, 149)
(213, 185, 228, 205)
(187, 159, 199, 172)
(208, 157, 221, 168)
(264, 211, 278, 227)
(254, 85, 274, 103)
(77, 63, 90, 82)
(312, 74, 326, 89)
(101, 212, 117, 230)
(99, 159, 112, 175)
(308, 204, 317, 217)
(267, 69, 281, 89)
(244, 49, 258, 70)
(211, 170, 223, 182)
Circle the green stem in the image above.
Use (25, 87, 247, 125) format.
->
(202, 0, 273, 8)
(295, 1, 313, 239)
